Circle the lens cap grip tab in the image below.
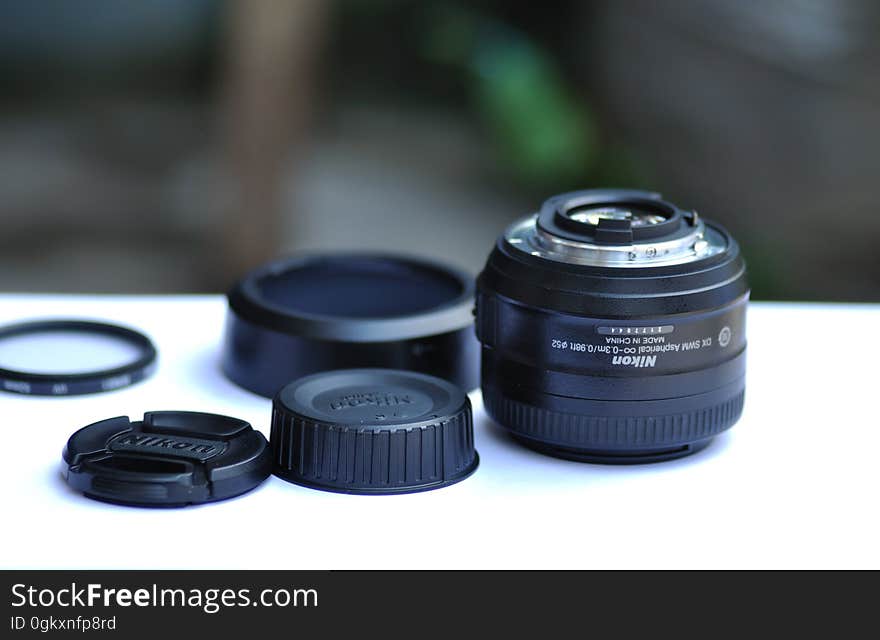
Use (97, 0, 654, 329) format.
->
(62, 411, 272, 507)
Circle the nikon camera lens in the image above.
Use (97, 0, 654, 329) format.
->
(476, 189, 748, 463)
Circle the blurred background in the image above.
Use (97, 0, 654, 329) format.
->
(1, 0, 878, 300)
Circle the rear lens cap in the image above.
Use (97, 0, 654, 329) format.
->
(62, 411, 271, 507)
(271, 369, 478, 494)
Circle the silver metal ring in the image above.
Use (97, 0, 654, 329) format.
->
(505, 214, 727, 267)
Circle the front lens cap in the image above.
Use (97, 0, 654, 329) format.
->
(62, 412, 272, 507)
(271, 369, 479, 494)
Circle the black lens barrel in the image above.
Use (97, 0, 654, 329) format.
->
(477, 190, 749, 464)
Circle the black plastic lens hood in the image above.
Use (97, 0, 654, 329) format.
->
(222, 253, 479, 398)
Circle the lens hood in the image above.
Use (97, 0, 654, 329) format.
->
(221, 253, 479, 398)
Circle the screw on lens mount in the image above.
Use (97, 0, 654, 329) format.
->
(476, 189, 749, 464)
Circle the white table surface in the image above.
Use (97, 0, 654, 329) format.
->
(0, 295, 877, 570)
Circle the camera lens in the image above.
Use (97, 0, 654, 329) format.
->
(476, 189, 749, 463)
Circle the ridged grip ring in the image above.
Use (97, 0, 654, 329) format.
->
(270, 369, 479, 494)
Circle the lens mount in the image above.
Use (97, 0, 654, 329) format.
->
(511, 188, 724, 267)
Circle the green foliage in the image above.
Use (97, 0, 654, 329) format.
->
(421, 3, 643, 191)
(471, 33, 596, 187)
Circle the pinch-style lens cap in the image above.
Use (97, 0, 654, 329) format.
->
(62, 412, 272, 507)
(271, 369, 478, 495)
